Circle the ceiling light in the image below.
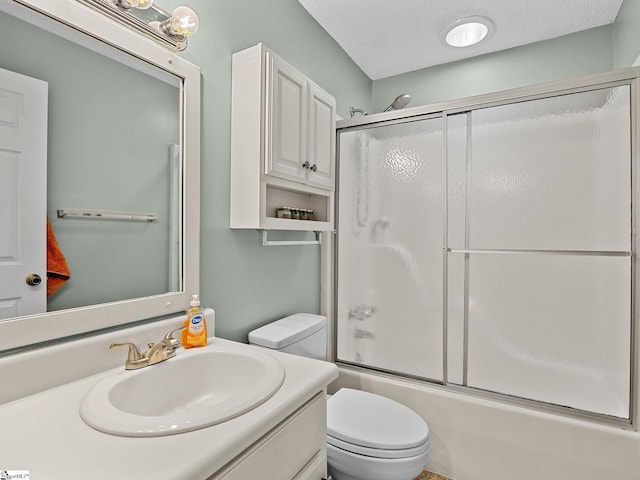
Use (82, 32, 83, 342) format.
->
(444, 16, 495, 48)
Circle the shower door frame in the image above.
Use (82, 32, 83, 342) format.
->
(332, 66, 640, 430)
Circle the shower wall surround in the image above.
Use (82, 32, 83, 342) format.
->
(336, 77, 634, 423)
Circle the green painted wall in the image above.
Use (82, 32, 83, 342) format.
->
(159, 0, 372, 342)
(614, 0, 640, 67)
(372, 26, 615, 112)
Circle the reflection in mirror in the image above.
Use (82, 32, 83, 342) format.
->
(1, 7, 180, 317)
(0, 0, 200, 353)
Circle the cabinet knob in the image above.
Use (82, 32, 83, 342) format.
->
(302, 161, 311, 170)
(310, 163, 318, 172)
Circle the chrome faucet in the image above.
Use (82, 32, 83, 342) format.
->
(348, 304, 377, 321)
(110, 326, 184, 370)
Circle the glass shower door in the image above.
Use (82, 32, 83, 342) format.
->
(446, 86, 633, 418)
(336, 117, 444, 381)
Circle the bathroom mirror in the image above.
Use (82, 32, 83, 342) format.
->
(0, 0, 200, 352)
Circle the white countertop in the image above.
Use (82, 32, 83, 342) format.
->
(0, 337, 338, 479)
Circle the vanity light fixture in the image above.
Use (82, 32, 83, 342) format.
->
(443, 16, 495, 48)
(77, 0, 200, 51)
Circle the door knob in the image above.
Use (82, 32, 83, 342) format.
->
(302, 161, 311, 169)
(310, 163, 318, 172)
(25, 273, 42, 286)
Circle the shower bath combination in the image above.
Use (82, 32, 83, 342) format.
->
(336, 78, 634, 425)
(349, 93, 411, 117)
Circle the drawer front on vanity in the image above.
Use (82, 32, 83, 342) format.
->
(210, 393, 326, 480)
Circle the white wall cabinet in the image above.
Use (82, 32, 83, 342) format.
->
(231, 43, 335, 231)
(209, 393, 328, 480)
(306, 83, 336, 189)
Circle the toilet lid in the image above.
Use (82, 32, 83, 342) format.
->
(248, 313, 326, 349)
(327, 389, 430, 452)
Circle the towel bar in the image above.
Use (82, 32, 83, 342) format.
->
(259, 229, 321, 246)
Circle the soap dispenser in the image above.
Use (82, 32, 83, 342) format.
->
(182, 294, 207, 348)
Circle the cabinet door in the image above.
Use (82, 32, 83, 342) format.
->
(307, 84, 335, 190)
(209, 394, 326, 480)
(292, 451, 327, 480)
(266, 52, 308, 183)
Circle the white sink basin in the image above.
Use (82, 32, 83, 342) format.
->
(80, 345, 285, 437)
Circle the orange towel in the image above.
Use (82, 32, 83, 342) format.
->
(47, 218, 70, 297)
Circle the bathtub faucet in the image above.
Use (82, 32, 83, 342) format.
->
(348, 304, 376, 321)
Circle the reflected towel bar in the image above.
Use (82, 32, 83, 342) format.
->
(57, 209, 157, 222)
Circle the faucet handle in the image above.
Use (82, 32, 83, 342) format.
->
(163, 326, 185, 349)
(110, 342, 146, 369)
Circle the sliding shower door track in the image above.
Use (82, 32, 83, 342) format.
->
(335, 361, 634, 430)
(447, 248, 632, 257)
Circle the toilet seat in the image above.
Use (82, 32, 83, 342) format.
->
(327, 388, 430, 459)
(328, 434, 430, 459)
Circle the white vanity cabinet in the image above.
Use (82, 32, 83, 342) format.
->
(209, 393, 328, 480)
(0, 328, 339, 480)
(230, 43, 336, 231)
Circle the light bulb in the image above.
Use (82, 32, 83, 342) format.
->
(166, 6, 200, 37)
(117, 0, 154, 9)
(135, 0, 154, 10)
(446, 22, 488, 47)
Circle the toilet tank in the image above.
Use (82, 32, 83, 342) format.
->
(248, 313, 327, 360)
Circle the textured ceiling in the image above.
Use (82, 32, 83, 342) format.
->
(298, 0, 624, 80)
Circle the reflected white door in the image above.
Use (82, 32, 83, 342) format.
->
(0, 68, 48, 319)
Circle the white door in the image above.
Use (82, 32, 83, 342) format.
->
(266, 52, 308, 183)
(306, 84, 335, 190)
(0, 68, 48, 320)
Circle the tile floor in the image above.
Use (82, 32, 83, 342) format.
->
(415, 471, 452, 480)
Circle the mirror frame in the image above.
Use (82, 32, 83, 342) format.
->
(0, 0, 200, 352)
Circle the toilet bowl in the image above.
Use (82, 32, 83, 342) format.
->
(248, 314, 431, 480)
(327, 388, 430, 480)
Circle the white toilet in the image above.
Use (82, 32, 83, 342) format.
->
(248, 314, 431, 480)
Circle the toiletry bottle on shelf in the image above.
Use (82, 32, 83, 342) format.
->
(182, 294, 207, 348)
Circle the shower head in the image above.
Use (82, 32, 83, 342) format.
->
(383, 94, 411, 112)
(350, 106, 368, 118)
